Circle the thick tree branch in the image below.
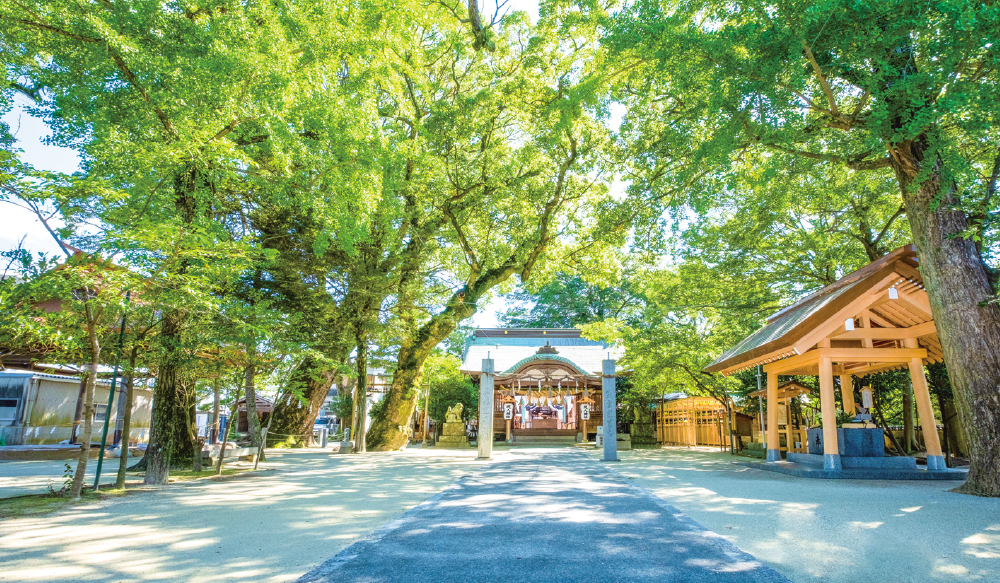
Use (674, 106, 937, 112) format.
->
(801, 39, 841, 118)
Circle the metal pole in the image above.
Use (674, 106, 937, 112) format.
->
(94, 290, 130, 492)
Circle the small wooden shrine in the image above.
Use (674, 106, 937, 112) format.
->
(706, 245, 948, 472)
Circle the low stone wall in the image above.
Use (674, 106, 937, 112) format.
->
(787, 452, 917, 469)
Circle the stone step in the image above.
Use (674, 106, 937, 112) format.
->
(511, 436, 577, 444)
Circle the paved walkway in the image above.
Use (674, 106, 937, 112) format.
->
(299, 449, 789, 583)
(0, 448, 486, 583)
(614, 448, 1000, 583)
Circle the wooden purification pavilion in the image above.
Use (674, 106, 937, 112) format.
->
(706, 245, 948, 472)
(462, 329, 623, 443)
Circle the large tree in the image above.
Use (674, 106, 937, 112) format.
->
(364, 2, 629, 450)
(613, 0, 1000, 495)
(0, 0, 391, 481)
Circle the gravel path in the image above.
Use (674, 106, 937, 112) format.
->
(0, 448, 487, 583)
(299, 448, 789, 583)
(607, 447, 1000, 583)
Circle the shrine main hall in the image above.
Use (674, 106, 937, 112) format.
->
(461, 328, 623, 444)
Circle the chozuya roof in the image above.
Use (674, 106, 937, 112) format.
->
(705, 244, 944, 376)
(462, 328, 623, 376)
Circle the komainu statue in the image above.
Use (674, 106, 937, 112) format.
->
(445, 403, 464, 423)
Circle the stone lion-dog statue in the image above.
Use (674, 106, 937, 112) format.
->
(445, 403, 464, 423)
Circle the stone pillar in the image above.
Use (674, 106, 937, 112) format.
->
(602, 359, 617, 462)
(766, 371, 780, 462)
(477, 358, 495, 460)
(903, 339, 945, 469)
(840, 374, 856, 417)
(819, 356, 842, 470)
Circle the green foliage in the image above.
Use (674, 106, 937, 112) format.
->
(584, 263, 762, 411)
(429, 378, 479, 425)
(422, 351, 478, 423)
(499, 272, 644, 329)
(329, 394, 354, 422)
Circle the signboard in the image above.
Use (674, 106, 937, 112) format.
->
(503, 403, 514, 420)
(580, 403, 590, 420)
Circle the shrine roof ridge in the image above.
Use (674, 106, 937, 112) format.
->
(705, 244, 924, 375)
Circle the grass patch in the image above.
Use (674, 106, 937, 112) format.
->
(0, 488, 135, 520)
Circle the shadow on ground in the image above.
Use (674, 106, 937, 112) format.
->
(300, 449, 789, 583)
(0, 449, 484, 583)
(608, 447, 1000, 583)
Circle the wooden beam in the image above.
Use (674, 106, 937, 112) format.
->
(830, 321, 936, 340)
(762, 350, 819, 373)
(764, 347, 926, 373)
(895, 291, 933, 319)
(818, 347, 926, 362)
(792, 272, 902, 355)
(867, 312, 897, 328)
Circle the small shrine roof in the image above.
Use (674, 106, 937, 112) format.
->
(705, 245, 943, 376)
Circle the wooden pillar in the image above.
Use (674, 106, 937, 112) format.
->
(819, 356, 842, 470)
(840, 374, 856, 417)
(903, 339, 945, 469)
(766, 371, 780, 461)
(477, 358, 494, 460)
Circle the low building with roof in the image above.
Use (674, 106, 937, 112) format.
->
(705, 245, 961, 478)
(0, 368, 152, 446)
(462, 328, 623, 444)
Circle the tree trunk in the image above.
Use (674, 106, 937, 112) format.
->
(268, 357, 339, 447)
(69, 376, 86, 445)
(115, 346, 138, 489)
(352, 341, 368, 453)
(366, 288, 481, 450)
(143, 311, 196, 484)
(69, 368, 97, 499)
(902, 384, 917, 453)
(893, 137, 1000, 496)
(216, 389, 240, 475)
(210, 377, 220, 444)
(70, 301, 102, 499)
(244, 363, 262, 457)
